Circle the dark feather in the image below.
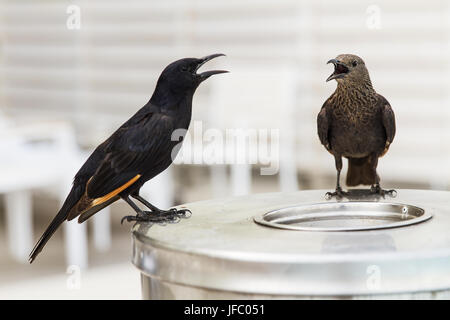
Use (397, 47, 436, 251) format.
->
(379, 96, 396, 144)
(28, 184, 85, 263)
(86, 112, 175, 199)
(317, 100, 331, 150)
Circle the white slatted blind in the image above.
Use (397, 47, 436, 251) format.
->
(0, 0, 449, 187)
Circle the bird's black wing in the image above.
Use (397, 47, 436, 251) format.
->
(377, 94, 396, 144)
(317, 99, 332, 150)
(382, 104, 396, 144)
(86, 111, 175, 199)
(376, 94, 396, 156)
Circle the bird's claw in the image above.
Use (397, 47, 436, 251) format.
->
(371, 185, 397, 198)
(121, 207, 192, 225)
(120, 214, 152, 224)
(175, 207, 192, 219)
(121, 215, 135, 224)
(325, 188, 348, 200)
(389, 189, 398, 197)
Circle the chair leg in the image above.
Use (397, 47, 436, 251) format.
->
(279, 127, 299, 192)
(210, 165, 228, 198)
(64, 219, 88, 269)
(231, 163, 251, 196)
(93, 207, 111, 252)
(5, 190, 33, 263)
(61, 177, 88, 269)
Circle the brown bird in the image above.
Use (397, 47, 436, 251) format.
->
(317, 54, 396, 198)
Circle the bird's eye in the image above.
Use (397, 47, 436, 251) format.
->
(180, 66, 189, 72)
(352, 61, 358, 67)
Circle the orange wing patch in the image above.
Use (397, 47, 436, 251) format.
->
(92, 174, 141, 206)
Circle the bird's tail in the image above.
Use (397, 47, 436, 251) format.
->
(346, 156, 376, 187)
(28, 184, 84, 263)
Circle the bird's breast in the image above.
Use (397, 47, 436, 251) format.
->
(329, 103, 385, 156)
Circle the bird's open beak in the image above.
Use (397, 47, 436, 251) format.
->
(196, 53, 228, 81)
(326, 59, 349, 82)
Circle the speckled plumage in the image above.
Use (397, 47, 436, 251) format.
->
(318, 54, 395, 192)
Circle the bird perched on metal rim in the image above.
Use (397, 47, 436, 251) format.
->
(29, 54, 228, 263)
(317, 54, 396, 199)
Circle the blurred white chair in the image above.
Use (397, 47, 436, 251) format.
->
(206, 64, 300, 197)
(0, 119, 111, 268)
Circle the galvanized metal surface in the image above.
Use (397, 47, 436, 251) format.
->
(132, 189, 450, 298)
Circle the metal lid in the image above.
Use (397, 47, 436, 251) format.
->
(132, 189, 450, 296)
(254, 201, 432, 232)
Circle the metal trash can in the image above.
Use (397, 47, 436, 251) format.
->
(132, 189, 450, 299)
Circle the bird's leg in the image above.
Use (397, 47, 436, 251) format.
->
(121, 194, 191, 224)
(132, 194, 163, 212)
(121, 196, 157, 224)
(132, 194, 191, 218)
(369, 157, 397, 198)
(325, 156, 348, 199)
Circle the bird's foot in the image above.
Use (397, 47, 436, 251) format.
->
(370, 185, 397, 198)
(325, 187, 349, 200)
(121, 207, 192, 225)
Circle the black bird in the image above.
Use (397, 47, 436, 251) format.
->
(29, 54, 227, 263)
(317, 54, 396, 199)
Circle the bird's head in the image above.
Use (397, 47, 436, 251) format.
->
(326, 54, 371, 86)
(156, 54, 228, 94)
